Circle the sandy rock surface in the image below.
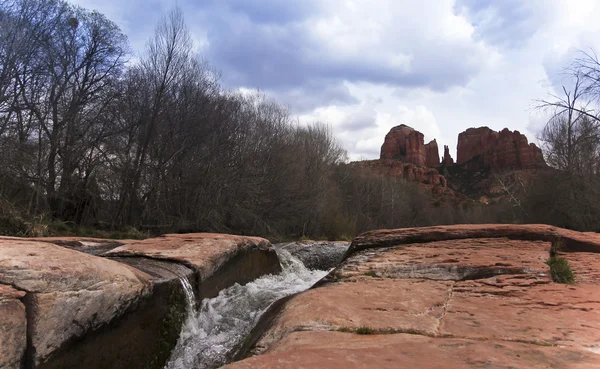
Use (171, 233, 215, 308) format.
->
(226, 224, 600, 369)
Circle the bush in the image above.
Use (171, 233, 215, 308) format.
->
(546, 257, 575, 284)
(0, 199, 29, 236)
(355, 327, 375, 335)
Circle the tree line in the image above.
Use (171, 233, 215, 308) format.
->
(1, 0, 599, 239)
(0, 0, 445, 239)
(526, 50, 600, 232)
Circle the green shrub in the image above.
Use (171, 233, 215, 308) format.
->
(546, 256, 575, 284)
(355, 326, 375, 335)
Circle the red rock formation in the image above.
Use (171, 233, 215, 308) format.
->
(380, 125, 440, 167)
(350, 159, 447, 187)
(456, 127, 546, 171)
(442, 145, 454, 166)
(380, 125, 426, 166)
(425, 139, 440, 167)
(228, 224, 600, 369)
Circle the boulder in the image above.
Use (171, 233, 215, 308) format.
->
(1, 232, 283, 369)
(456, 127, 546, 171)
(275, 241, 349, 270)
(0, 284, 26, 369)
(104, 233, 282, 299)
(0, 240, 152, 367)
(228, 224, 600, 368)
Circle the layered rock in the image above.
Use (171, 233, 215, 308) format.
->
(105, 233, 281, 299)
(0, 240, 152, 367)
(1, 233, 282, 369)
(274, 241, 350, 270)
(349, 159, 447, 187)
(424, 139, 440, 167)
(0, 285, 26, 369)
(228, 224, 600, 369)
(380, 125, 439, 167)
(457, 127, 546, 171)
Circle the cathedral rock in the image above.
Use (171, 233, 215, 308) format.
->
(380, 124, 546, 172)
(456, 127, 546, 171)
(380, 125, 440, 168)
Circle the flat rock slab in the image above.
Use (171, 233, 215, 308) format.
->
(350, 224, 600, 254)
(251, 278, 452, 354)
(444, 274, 600, 348)
(233, 225, 600, 368)
(0, 239, 152, 366)
(105, 233, 276, 278)
(336, 238, 550, 280)
(225, 331, 600, 369)
(0, 236, 128, 255)
(0, 284, 26, 369)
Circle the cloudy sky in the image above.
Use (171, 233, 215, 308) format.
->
(71, 0, 600, 160)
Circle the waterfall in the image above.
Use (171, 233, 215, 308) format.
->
(164, 249, 330, 369)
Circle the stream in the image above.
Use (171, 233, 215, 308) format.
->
(164, 249, 330, 369)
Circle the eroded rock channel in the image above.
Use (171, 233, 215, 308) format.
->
(2, 225, 600, 369)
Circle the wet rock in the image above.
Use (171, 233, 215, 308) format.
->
(104, 233, 282, 299)
(0, 284, 26, 369)
(275, 241, 349, 270)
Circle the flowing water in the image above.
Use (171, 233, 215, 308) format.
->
(164, 249, 330, 369)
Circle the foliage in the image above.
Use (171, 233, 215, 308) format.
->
(355, 327, 376, 335)
(546, 257, 576, 284)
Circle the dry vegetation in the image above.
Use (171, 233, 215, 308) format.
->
(1, 0, 599, 239)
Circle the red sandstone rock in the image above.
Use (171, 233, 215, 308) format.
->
(442, 145, 454, 166)
(228, 224, 600, 369)
(349, 223, 600, 255)
(0, 240, 152, 366)
(424, 139, 440, 167)
(380, 125, 426, 166)
(0, 284, 26, 369)
(456, 127, 546, 171)
(349, 159, 447, 187)
(226, 331, 598, 369)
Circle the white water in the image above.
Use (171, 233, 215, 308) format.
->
(164, 249, 329, 369)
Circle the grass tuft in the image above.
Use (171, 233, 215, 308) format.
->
(355, 326, 376, 335)
(546, 256, 575, 284)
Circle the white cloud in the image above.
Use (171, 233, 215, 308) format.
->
(68, 0, 600, 162)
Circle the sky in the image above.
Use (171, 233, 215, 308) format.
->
(70, 0, 600, 160)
